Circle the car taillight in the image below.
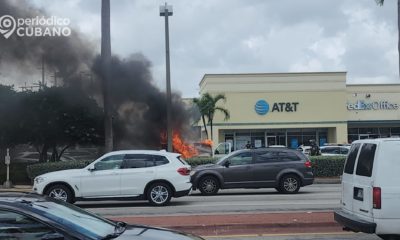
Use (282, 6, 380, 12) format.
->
(177, 167, 190, 176)
(304, 160, 312, 168)
(373, 187, 381, 209)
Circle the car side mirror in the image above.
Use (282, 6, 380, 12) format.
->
(88, 166, 95, 172)
(214, 149, 220, 154)
(224, 161, 230, 168)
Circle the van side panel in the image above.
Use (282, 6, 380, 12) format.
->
(373, 140, 400, 222)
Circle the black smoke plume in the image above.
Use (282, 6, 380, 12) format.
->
(0, 0, 192, 150)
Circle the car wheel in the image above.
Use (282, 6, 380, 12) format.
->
(147, 182, 172, 206)
(378, 235, 400, 240)
(45, 184, 74, 203)
(279, 174, 301, 194)
(199, 176, 219, 195)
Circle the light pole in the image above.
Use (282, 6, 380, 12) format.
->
(160, 3, 173, 152)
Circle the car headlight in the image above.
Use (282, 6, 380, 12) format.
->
(34, 176, 45, 184)
(190, 170, 196, 176)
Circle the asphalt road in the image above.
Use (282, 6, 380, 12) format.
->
(77, 184, 341, 216)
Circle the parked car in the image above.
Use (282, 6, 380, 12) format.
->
(191, 148, 314, 195)
(320, 145, 350, 156)
(33, 150, 192, 206)
(296, 145, 311, 156)
(334, 138, 400, 240)
(0, 192, 204, 240)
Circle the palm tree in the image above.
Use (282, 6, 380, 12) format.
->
(193, 93, 230, 141)
(193, 96, 210, 139)
(376, 0, 400, 76)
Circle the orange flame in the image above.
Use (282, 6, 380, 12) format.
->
(172, 133, 198, 159)
(200, 139, 213, 147)
(160, 131, 199, 158)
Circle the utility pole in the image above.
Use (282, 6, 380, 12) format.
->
(160, 3, 173, 152)
(101, 0, 113, 152)
(41, 56, 45, 89)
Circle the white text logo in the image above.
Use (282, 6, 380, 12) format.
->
(0, 15, 71, 39)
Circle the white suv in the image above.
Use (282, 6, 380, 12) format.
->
(33, 150, 192, 206)
(334, 138, 400, 240)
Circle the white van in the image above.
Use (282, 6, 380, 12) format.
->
(334, 138, 400, 240)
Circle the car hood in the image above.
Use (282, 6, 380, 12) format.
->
(115, 225, 204, 240)
(39, 168, 85, 179)
(194, 163, 223, 171)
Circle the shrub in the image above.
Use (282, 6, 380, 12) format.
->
(26, 160, 93, 181)
(0, 162, 31, 184)
(309, 155, 346, 177)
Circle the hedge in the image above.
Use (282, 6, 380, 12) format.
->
(25, 155, 347, 181)
(309, 155, 346, 177)
(0, 162, 31, 184)
(26, 160, 93, 181)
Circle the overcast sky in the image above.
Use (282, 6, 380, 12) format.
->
(28, 0, 399, 97)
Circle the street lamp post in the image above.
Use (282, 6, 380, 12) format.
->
(160, 3, 173, 152)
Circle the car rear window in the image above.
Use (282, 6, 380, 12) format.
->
(321, 147, 339, 154)
(255, 151, 279, 163)
(177, 156, 189, 165)
(123, 154, 155, 168)
(355, 143, 377, 177)
(279, 151, 301, 161)
(154, 155, 169, 166)
(344, 143, 360, 174)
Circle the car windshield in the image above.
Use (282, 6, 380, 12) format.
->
(25, 198, 116, 239)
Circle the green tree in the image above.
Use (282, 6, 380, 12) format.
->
(193, 93, 230, 141)
(376, 0, 400, 76)
(17, 87, 104, 162)
(0, 85, 22, 148)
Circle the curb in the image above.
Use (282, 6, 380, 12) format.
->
(112, 212, 342, 236)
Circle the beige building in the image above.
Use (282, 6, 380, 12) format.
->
(199, 72, 400, 150)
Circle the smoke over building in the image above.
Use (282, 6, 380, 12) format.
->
(0, 0, 192, 150)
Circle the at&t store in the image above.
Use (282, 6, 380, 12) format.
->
(199, 72, 400, 150)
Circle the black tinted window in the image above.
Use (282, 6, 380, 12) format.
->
(279, 151, 301, 161)
(255, 151, 279, 163)
(321, 147, 339, 154)
(356, 143, 377, 177)
(340, 147, 349, 154)
(123, 154, 155, 168)
(154, 155, 169, 166)
(344, 143, 360, 174)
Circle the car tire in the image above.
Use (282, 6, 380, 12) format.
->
(146, 182, 172, 206)
(45, 184, 74, 203)
(279, 174, 301, 194)
(199, 176, 220, 196)
(378, 235, 400, 240)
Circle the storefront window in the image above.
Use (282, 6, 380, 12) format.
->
(391, 127, 400, 136)
(348, 128, 358, 134)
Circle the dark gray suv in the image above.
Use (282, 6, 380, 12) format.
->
(190, 148, 314, 195)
